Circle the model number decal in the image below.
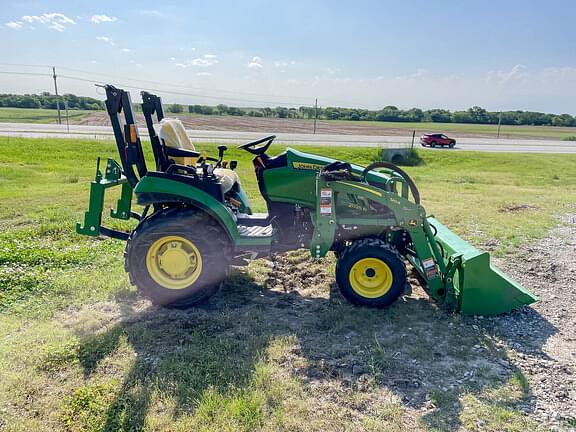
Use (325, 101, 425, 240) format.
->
(292, 162, 324, 170)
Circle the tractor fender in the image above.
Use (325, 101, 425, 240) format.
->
(133, 176, 239, 242)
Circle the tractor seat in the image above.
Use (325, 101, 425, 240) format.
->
(158, 118, 198, 166)
(157, 119, 240, 194)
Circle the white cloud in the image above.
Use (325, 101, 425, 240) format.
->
(175, 54, 219, 68)
(96, 36, 115, 46)
(486, 64, 528, 85)
(191, 58, 214, 66)
(247, 56, 263, 69)
(140, 10, 163, 17)
(541, 66, 576, 83)
(21, 13, 75, 32)
(274, 60, 295, 69)
(395, 68, 429, 81)
(196, 72, 211, 76)
(90, 15, 118, 24)
(6, 21, 23, 30)
(121, 48, 131, 52)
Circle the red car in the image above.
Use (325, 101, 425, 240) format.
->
(420, 133, 456, 148)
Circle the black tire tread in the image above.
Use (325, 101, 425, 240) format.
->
(124, 208, 231, 307)
(336, 238, 407, 308)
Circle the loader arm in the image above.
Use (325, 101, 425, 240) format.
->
(308, 169, 537, 315)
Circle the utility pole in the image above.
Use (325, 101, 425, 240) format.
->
(496, 111, 502, 139)
(313, 98, 318, 134)
(64, 100, 70, 133)
(52, 66, 62, 125)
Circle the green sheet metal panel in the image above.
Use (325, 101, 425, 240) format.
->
(262, 148, 393, 208)
(134, 176, 240, 241)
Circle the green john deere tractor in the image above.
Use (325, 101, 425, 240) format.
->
(76, 85, 537, 315)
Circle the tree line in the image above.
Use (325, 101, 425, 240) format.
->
(170, 103, 576, 127)
(0, 93, 105, 110)
(2, 92, 575, 127)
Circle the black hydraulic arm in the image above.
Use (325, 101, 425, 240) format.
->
(104, 85, 147, 188)
(141, 91, 168, 171)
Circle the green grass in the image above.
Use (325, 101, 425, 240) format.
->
(0, 137, 573, 431)
(0, 107, 94, 124)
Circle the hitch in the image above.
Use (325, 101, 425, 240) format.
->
(76, 158, 137, 240)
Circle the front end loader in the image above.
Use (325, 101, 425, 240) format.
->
(77, 85, 537, 315)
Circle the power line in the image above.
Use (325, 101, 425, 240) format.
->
(0, 69, 310, 106)
(0, 70, 52, 77)
(0, 62, 53, 69)
(58, 74, 312, 106)
(56, 65, 314, 102)
(1, 67, 333, 109)
(1, 62, 313, 103)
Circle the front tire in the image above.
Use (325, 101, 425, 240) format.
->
(335, 238, 407, 308)
(125, 209, 231, 307)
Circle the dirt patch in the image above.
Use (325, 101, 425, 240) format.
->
(71, 112, 559, 140)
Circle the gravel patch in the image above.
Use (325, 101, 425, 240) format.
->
(491, 213, 576, 429)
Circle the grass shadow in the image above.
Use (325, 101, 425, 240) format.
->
(71, 260, 557, 431)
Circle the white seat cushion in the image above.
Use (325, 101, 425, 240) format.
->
(158, 119, 239, 194)
(157, 118, 195, 150)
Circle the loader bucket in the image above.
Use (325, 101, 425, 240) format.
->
(428, 217, 537, 315)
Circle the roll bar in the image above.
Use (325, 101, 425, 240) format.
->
(104, 85, 147, 188)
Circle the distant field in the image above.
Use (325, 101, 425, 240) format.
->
(0, 107, 93, 124)
(3, 107, 576, 140)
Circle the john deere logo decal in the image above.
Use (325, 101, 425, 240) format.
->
(292, 162, 324, 170)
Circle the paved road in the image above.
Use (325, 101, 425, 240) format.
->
(1, 122, 576, 153)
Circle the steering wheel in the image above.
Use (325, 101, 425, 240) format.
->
(238, 135, 276, 155)
(361, 161, 420, 204)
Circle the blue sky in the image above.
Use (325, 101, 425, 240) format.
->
(1, 0, 576, 113)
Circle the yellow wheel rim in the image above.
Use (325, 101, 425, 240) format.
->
(146, 235, 202, 290)
(349, 257, 393, 298)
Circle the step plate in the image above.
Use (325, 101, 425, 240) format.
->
(238, 224, 275, 237)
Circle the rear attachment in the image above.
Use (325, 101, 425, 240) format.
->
(427, 217, 537, 315)
(76, 158, 140, 240)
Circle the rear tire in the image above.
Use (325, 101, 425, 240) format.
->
(125, 209, 231, 307)
(431, 141, 437, 148)
(335, 238, 407, 308)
